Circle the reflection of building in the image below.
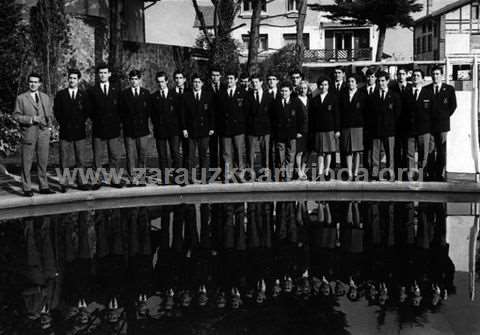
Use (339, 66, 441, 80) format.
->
(414, 0, 480, 62)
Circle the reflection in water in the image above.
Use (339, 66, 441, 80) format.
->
(0, 201, 466, 334)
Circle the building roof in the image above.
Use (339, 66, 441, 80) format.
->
(193, 5, 215, 28)
(415, 0, 473, 24)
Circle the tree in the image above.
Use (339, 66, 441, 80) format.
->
(310, 0, 423, 61)
(246, 0, 262, 75)
(30, 0, 69, 95)
(294, 0, 308, 67)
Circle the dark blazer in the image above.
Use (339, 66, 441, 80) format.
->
(407, 87, 434, 137)
(272, 97, 304, 142)
(150, 89, 182, 139)
(183, 90, 215, 138)
(310, 93, 340, 132)
(330, 81, 348, 96)
(361, 85, 379, 134)
(371, 89, 402, 138)
(390, 82, 413, 135)
(297, 95, 311, 135)
(88, 83, 122, 139)
(218, 87, 246, 137)
(244, 90, 273, 136)
(339, 90, 367, 128)
(208, 83, 225, 132)
(54, 88, 88, 141)
(120, 87, 151, 138)
(424, 83, 457, 133)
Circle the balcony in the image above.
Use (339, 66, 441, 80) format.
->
(304, 48, 373, 63)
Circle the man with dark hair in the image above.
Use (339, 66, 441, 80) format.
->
(218, 71, 246, 180)
(370, 71, 402, 180)
(239, 73, 250, 92)
(173, 69, 189, 170)
(183, 74, 215, 182)
(290, 68, 304, 95)
(88, 62, 124, 189)
(54, 69, 90, 192)
(406, 69, 433, 180)
(361, 68, 378, 174)
(120, 69, 151, 186)
(390, 67, 412, 178)
(244, 73, 274, 174)
(425, 66, 457, 181)
(150, 71, 183, 184)
(267, 72, 280, 100)
(13, 73, 55, 196)
(209, 67, 223, 171)
(332, 66, 347, 95)
(272, 81, 304, 181)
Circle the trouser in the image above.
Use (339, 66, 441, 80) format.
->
(59, 138, 88, 186)
(394, 136, 408, 171)
(248, 134, 271, 171)
(125, 135, 149, 180)
(187, 137, 210, 178)
(156, 135, 182, 175)
(372, 136, 395, 178)
(407, 133, 431, 172)
(222, 134, 246, 174)
(209, 134, 221, 168)
(276, 139, 296, 180)
(93, 136, 123, 170)
(21, 126, 50, 191)
(430, 131, 448, 179)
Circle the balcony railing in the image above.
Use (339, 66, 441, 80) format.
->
(304, 48, 373, 63)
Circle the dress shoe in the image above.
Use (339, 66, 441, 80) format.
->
(39, 188, 56, 195)
(23, 190, 34, 197)
(91, 183, 102, 190)
(111, 182, 124, 188)
(77, 184, 91, 191)
(59, 185, 68, 193)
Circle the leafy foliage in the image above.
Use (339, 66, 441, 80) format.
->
(260, 44, 298, 81)
(0, 113, 21, 157)
(316, 0, 423, 28)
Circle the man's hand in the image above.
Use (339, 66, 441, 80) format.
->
(209, 130, 214, 136)
(32, 116, 40, 124)
(183, 130, 188, 138)
(296, 133, 303, 139)
(335, 131, 340, 138)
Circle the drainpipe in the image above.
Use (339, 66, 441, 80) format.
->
(472, 55, 480, 182)
(426, 0, 432, 15)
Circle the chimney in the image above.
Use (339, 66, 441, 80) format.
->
(426, 0, 433, 15)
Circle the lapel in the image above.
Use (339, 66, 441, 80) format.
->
(26, 92, 40, 111)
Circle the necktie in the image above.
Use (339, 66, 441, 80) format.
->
(282, 99, 286, 107)
(229, 89, 233, 98)
(255, 91, 259, 103)
(337, 84, 340, 91)
(401, 86, 405, 94)
(161, 90, 165, 99)
(369, 87, 373, 95)
(196, 92, 200, 102)
(414, 89, 418, 100)
(71, 90, 75, 100)
(35, 93, 39, 104)
(136, 88, 139, 97)
(381, 90, 385, 101)
(435, 85, 439, 95)
(180, 88, 183, 95)
(103, 84, 107, 96)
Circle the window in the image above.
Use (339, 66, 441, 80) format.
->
(416, 37, 421, 54)
(473, 4, 480, 19)
(433, 23, 438, 37)
(428, 22, 432, 32)
(283, 33, 310, 49)
(422, 36, 426, 53)
(422, 23, 426, 33)
(242, 34, 269, 51)
(243, 0, 266, 12)
(427, 35, 432, 52)
(287, 0, 298, 11)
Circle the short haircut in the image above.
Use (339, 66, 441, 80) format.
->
(279, 81, 293, 90)
(366, 68, 376, 77)
(210, 67, 221, 74)
(347, 73, 360, 83)
(431, 65, 443, 74)
(412, 68, 425, 78)
(376, 70, 390, 80)
(96, 62, 110, 72)
(191, 73, 203, 82)
(266, 72, 278, 79)
(397, 67, 408, 74)
(250, 73, 262, 81)
(290, 68, 303, 78)
(240, 72, 249, 80)
(28, 72, 42, 82)
(129, 69, 142, 78)
(225, 71, 238, 79)
(156, 71, 168, 81)
(334, 66, 345, 73)
(316, 76, 330, 87)
(68, 69, 82, 79)
(173, 69, 185, 78)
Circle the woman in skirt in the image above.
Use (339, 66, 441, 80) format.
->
(295, 80, 311, 181)
(339, 74, 367, 180)
(310, 77, 340, 180)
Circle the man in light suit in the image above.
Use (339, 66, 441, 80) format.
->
(13, 73, 55, 196)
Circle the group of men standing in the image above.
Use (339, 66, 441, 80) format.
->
(12, 63, 456, 197)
